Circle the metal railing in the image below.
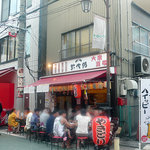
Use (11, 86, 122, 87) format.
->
(132, 40, 150, 56)
(60, 43, 100, 60)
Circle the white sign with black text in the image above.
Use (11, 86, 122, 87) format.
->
(141, 79, 150, 143)
(53, 53, 107, 74)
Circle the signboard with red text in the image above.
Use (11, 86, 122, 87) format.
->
(53, 53, 107, 74)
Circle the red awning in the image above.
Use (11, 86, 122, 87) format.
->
(32, 70, 107, 86)
(0, 67, 16, 83)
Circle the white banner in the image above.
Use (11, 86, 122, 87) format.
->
(92, 15, 106, 50)
(141, 79, 150, 143)
(37, 84, 49, 93)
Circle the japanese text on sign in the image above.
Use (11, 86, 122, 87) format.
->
(141, 79, 150, 143)
(53, 53, 107, 74)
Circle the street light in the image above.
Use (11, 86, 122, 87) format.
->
(81, 0, 111, 108)
(81, 0, 92, 13)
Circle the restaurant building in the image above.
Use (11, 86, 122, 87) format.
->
(24, 0, 150, 137)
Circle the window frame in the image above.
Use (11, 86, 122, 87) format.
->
(26, 0, 32, 8)
(61, 24, 99, 60)
(1, 0, 10, 22)
(0, 36, 17, 64)
(132, 22, 150, 56)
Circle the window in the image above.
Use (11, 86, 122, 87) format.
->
(26, 0, 32, 8)
(1, 0, 10, 21)
(10, 0, 17, 15)
(25, 27, 31, 55)
(0, 38, 8, 62)
(8, 37, 15, 60)
(17, 0, 20, 13)
(10, 0, 20, 15)
(132, 23, 150, 56)
(0, 36, 17, 63)
(61, 25, 98, 60)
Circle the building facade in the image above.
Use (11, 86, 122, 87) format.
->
(42, 0, 150, 136)
(0, 0, 40, 111)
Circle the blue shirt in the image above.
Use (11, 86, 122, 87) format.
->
(46, 115, 55, 134)
(31, 113, 39, 130)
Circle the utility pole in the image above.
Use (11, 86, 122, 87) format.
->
(104, 0, 111, 108)
(16, 0, 26, 112)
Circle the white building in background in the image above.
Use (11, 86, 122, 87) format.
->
(0, 0, 41, 111)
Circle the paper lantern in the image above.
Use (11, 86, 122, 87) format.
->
(92, 116, 110, 146)
(74, 84, 81, 98)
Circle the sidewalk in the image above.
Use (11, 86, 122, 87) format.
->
(0, 128, 145, 150)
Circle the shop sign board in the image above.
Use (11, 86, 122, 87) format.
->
(141, 79, 150, 143)
(53, 53, 107, 74)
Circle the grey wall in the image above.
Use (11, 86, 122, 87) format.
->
(132, 3, 150, 30)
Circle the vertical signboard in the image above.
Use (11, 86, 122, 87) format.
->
(92, 15, 106, 50)
(141, 79, 150, 143)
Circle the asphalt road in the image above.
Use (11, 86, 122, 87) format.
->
(0, 133, 138, 150)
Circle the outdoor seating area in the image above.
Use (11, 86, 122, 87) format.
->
(5, 107, 119, 150)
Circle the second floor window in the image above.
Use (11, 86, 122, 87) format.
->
(10, 0, 20, 15)
(26, 0, 32, 8)
(61, 25, 99, 60)
(1, 0, 10, 21)
(132, 23, 150, 56)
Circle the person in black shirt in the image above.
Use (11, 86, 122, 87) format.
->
(46, 110, 59, 135)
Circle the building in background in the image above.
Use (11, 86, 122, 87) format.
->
(0, 0, 40, 112)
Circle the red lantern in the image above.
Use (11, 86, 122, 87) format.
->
(74, 84, 81, 98)
(92, 116, 110, 146)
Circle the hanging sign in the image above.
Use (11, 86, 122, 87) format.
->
(92, 116, 110, 146)
(92, 15, 106, 50)
(141, 79, 150, 143)
(74, 84, 81, 98)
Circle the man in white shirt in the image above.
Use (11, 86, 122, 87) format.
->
(25, 108, 33, 130)
(40, 109, 50, 128)
(76, 109, 91, 148)
(76, 109, 91, 136)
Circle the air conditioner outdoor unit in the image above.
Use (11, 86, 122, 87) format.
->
(134, 56, 150, 75)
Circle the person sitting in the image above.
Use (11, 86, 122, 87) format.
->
(46, 110, 59, 135)
(8, 108, 19, 133)
(76, 109, 91, 148)
(31, 108, 40, 131)
(40, 109, 50, 129)
(53, 110, 76, 148)
(25, 108, 33, 135)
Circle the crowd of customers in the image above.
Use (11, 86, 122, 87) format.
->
(7, 106, 116, 148)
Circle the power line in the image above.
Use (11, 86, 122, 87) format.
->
(26, 1, 80, 20)
(27, 0, 59, 15)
